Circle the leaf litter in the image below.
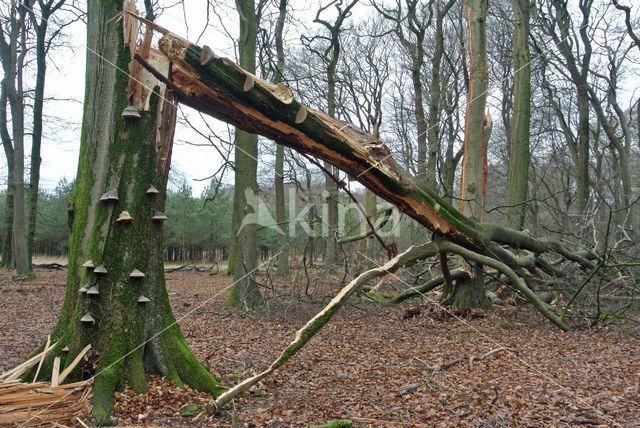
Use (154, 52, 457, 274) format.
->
(0, 268, 638, 426)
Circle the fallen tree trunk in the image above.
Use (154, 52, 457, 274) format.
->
(109, 17, 590, 410)
(147, 31, 597, 270)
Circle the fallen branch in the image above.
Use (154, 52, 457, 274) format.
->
(33, 263, 67, 270)
(437, 240, 570, 331)
(207, 242, 439, 412)
(468, 347, 518, 369)
(389, 269, 469, 304)
(0, 342, 58, 382)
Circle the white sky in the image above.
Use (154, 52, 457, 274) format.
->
(10, 0, 373, 196)
(6, 0, 639, 196)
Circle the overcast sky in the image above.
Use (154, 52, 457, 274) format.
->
(3, 0, 370, 196)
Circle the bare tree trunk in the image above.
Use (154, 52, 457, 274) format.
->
(25, 0, 66, 267)
(445, 0, 491, 308)
(0, 79, 14, 267)
(226, 0, 261, 307)
(427, 0, 456, 191)
(29, 4, 223, 422)
(274, 0, 289, 276)
(505, 0, 531, 229)
(0, 1, 31, 277)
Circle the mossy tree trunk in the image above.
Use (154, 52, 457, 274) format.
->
(0, 81, 14, 267)
(30, 2, 222, 422)
(225, 0, 262, 307)
(504, 0, 531, 230)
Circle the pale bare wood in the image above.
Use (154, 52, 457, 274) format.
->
(51, 357, 60, 387)
(0, 380, 91, 426)
(243, 75, 255, 92)
(58, 344, 91, 384)
(294, 106, 307, 124)
(32, 335, 51, 383)
(1, 342, 58, 381)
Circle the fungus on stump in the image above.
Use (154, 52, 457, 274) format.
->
(26, 1, 223, 422)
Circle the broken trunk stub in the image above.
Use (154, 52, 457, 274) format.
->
(100, 189, 119, 202)
(93, 265, 108, 274)
(121, 105, 141, 120)
(151, 210, 168, 222)
(146, 185, 159, 196)
(82, 260, 95, 268)
(80, 313, 96, 324)
(117, 211, 133, 224)
(137, 295, 151, 303)
(129, 269, 145, 279)
(61, 346, 70, 352)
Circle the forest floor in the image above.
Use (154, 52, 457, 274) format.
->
(1, 267, 639, 427)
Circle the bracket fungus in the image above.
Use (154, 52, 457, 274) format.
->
(78, 285, 89, 294)
(117, 211, 133, 224)
(100, 189, 119, 203)
(146, 185, 159, 196)
(80, 313, 96, 324)
(129, 269, 145, 279)
(87, 286, 100, 296)
(151, 210, 168, 222)
(93, 265, 108, 275)
(121, 105, 141, 120)
(137, 295, 151, 303)
(82, 260, 95, 268)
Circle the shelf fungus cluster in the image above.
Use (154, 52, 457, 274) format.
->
(79, 183, 162, 325)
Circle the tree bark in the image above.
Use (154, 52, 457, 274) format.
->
(312, 1, 357, 273)
(274, 0, 289, 276)
(226, 0, 262, 307)
(30, 5, 223, 421)
(0, 78, 14, 267)
(446, 0, 491, 308)
(427, 0, 456, 191)
(504, 0, 531, 229)
(25, 0, 66, 267)
(0, 1, 31, 277)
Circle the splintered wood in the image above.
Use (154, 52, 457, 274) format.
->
(0, 345, 93, 426)
(0, 380, 92, 426)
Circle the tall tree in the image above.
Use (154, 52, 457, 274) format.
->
(225, 0, 262, 307)
(504, 0, 532, 229)
(30, 3, 223, 420)
(375, 0, 433, 186)
(442, 0, 492, 308)
(273, 0, 289, 276)
(0, 0, 31, 276)
(309, 0, 358, 273)
(539, 0, 593, 214)
(25, 0, 67, 266)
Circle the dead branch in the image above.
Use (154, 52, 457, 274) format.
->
(207, 242, 440, 412)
